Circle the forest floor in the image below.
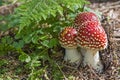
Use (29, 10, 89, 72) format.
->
(60, 1, 120, 79)
(0, 0, 120, 80)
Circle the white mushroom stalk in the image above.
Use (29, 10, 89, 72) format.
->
(80, 47, 103, 72)
(59, 27, 82, 64)
(76, 21, 108, 72)
(64, 47, 81, 64)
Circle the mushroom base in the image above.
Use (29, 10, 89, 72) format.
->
(64, 48, 82, 64)
(81, 48, 103, 72)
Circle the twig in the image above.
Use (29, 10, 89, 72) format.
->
(106, 1, 120, 7)
(44, 70, 50, 80)
(88, 65, 102, 80)
(97, 1, 120, 13)
(63, 64, 78, 70)
(116, 19, 120, 22)
(99, 5, 120, 13)
(117, 53, 120, 58)
(78, 71, 86, 80)
(56, 63, 68, 80)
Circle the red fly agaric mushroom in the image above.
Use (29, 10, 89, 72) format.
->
(76, 21, 108, 72)
(59, 27, 82, 64)
(74, 12, 99, 27)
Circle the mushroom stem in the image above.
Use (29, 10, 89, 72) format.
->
(64, 48, 81, 64)
(81, 48, 103, 72)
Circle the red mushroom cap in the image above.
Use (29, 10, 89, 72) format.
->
(59, 27, 77, 48)
(74, 12, 99, 27)
(76, 21, 107, 50)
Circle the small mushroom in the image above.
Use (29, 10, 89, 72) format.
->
(76, 21, 108, 72)
(59, 27, 82, 64)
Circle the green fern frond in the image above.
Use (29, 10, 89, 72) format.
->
(15, 0, 88, 31)
(14, 0, 89, 44)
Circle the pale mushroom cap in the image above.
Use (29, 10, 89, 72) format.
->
(59, 27, 77, 48)
(76, 21, 108, 50)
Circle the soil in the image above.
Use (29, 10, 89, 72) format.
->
(0, 0, 120, 80)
